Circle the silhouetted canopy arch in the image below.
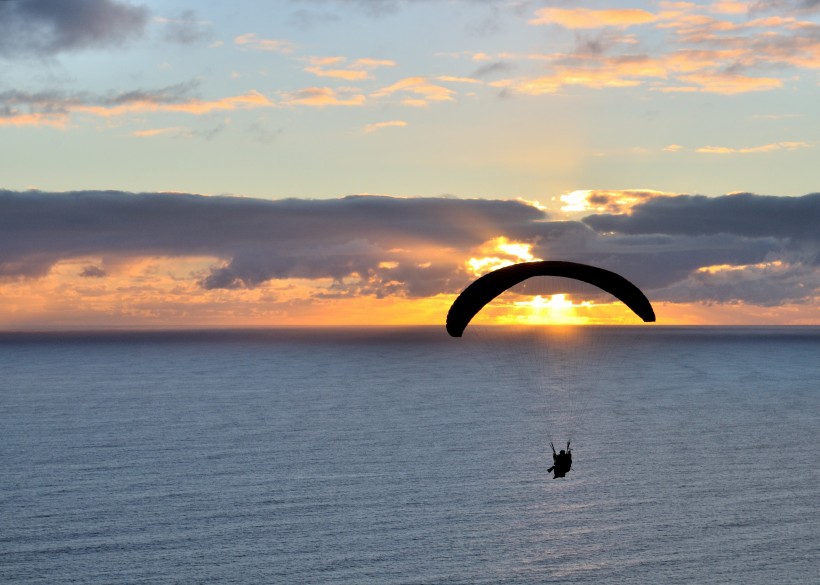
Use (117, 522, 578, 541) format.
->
(446, 260, 655, 337)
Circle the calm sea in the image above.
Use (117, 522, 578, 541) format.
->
(1, 327, 817, 584)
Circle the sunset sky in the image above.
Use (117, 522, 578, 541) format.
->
(1, 0, 818, 329)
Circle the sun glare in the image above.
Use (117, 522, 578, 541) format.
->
(512, 293, 590, 325)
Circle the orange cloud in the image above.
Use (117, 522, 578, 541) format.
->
(530, 7, 658, 29)
(354, 58, 396, 69)
(132, 127, 185, 137)
(303, 56, 396, 81)
(74, 90, 273, 117)
(709, 0, 749, 15)
(363, 120, 407, 133)
(696, 141, 812, 154)
(281, 87, 366, 107)
(0, 112, 68, 128)
(3, 255, 816, 329)
(668, 72, 783, 93)
(498, 55, 667, 95)
(372, 77, 455, 106)
(437, 75, 481, 84)
(305, 66, 370, 80)
(519, 2, 820, 96)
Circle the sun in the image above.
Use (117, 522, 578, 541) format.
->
(511, 293, 590, 325)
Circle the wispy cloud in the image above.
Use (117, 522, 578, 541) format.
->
(234, 33, 297, 54)
(304, 56, 396, 80)
(155, 10, 212, 45)
(280, 87, 366, 107)
(695, 141, 812, 153)
(0, 85, 273, 127)
(372, 77, 456, 106)
(363, 120, 407, 133)
(132, 127, 185, 138)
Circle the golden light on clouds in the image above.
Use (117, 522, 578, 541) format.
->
(281, 87, 366, 107)
(530, 7, 658, 29)
(674, 72, 783, 94)
(371, 77, 456, 107)
(466, 237, 538, 277)
(0, 113, 68, 128)
(0, 251, 813, 329)
(559, 189, 669, 214)
(696, 260, 785, 274)
(709, 1, 749, 15)
(304, 56, 396, 81)
(75, 90, 274, 117)
(0, 255, 453, 330)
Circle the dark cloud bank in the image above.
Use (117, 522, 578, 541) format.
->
(0, 0, 148, 57)
(0, 0, 207, 59)
(0, 189, 817, 307)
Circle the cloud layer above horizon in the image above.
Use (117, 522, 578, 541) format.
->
(1, 190, 817, 318)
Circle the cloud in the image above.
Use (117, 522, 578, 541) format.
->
(280, 86, 366, 107)
(551, 191, 820, 302)
(0, 190, 544, 297)
(530, 8, 658, 29)
(131, 124, 225, 141)
(660, 260, 819, 306)
(471, 60, 514, 79)
(582, 192, 820, 242)
(559, 189, 669, 214)
(488, 2, 820, 95)
(79, 265, 107, 278)
(288, 9, 341, 30)
(695, 141, 812, 153)
(363, 120, 407, 133)
(156, 11, 212, 45)
(234, 33, 297, 54)
(0, 0, 149, 57)
(666, 72, 784, 94)
(304, 55, 395, 80)
(495, 54, 666, 95)
(0, 84, 273, 127)
(0, 190, 816, 312)
(710, 1, 750, 15)
(372, 77, 456, 106)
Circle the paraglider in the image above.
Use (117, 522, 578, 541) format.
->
(447, 260, 655, 337)
(446, 260, 655, 479)
(548, 442, 572, 479)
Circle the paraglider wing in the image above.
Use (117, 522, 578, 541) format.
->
(446, 260, 655, 337)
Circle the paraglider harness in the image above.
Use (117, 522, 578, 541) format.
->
(548, 441, 572, 478)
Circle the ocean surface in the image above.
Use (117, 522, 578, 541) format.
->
(1, 327, 817, 584)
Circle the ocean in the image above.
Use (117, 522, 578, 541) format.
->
(1, 327, 817, 584)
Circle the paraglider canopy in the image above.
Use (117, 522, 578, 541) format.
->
(447, 260, 655, 337)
